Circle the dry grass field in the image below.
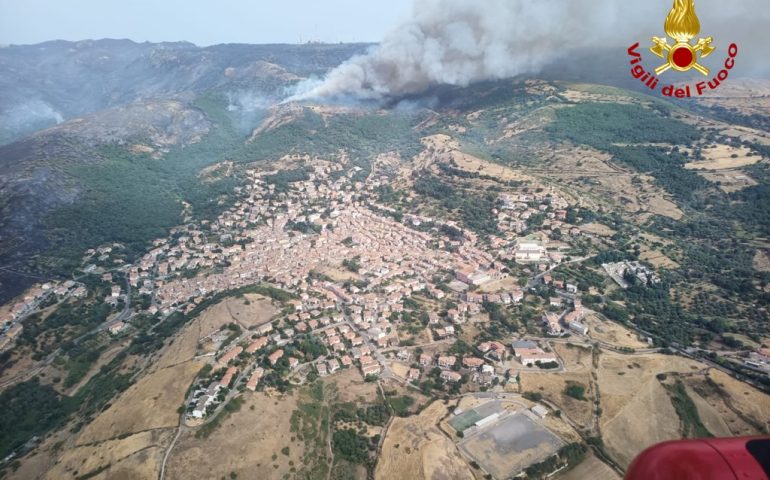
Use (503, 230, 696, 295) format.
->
(596, 353, 702, 425)
(689, 369, 770, 436)
(520, 344, 595, 429)
(10, 294, 280, 479)
(42, 429, 173, 480)
(421, 133, 536, 184)
(329, 367, 380, 404)
(684, 145, 760, 171)
(601, 377, 682, 468)
(595, 351, 770, 469)
(390, 361, 410, 380)
(166, 391, 305, 480)
(375, 400, 474, 480)
(77, 360, 202, 445)
(557, 453, 621, 480)
(579, 223, 616, 238)
(197, 294, 278, 330)
(583, 315, 649, 349)
(315, 263, 361, 282)
(753, 250, 770, 272)
(516, 337, 770, 472)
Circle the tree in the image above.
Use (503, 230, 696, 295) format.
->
(332, 429, 369, 463)
(564, 383, 587, 401)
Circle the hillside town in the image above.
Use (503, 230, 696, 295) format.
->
(6, 159, 770, 390)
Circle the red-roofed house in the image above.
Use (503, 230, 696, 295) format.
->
(246, 337, 268, 354)
(268, 349, 284, 365)
(441, 370, 462, 383)
(463, 357, 485, 370)
(246, 368, 264, 391)
(218, 346, 243, 366)
(438, 356, 457, 369)
(220, 366, 237, 388)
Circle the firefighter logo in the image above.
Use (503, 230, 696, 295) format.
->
(650, 0, 715, 76)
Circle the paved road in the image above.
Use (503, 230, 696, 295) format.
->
(526, 255, 595, 290)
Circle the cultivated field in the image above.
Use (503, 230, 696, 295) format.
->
(579, 223, 616, 238)
(422, 133, 536, 183)
(638, 244, 679, 269)
(529, 152, 683, 220)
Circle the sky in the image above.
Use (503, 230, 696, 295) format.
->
(0, 0, 413, 46)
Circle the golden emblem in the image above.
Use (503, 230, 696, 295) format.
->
(650, 0, 715, 76)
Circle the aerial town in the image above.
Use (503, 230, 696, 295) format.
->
(2, 159, 596, 405)
(3, 158, 769, 409)
(3, 154, 770, 480)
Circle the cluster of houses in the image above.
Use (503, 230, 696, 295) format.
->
(409, 338, 559, 388)
(79, 151, 591, 342)
(497, 193, 579, 239)
(542, 299, 588, 337)
(0, 280, 86, 352)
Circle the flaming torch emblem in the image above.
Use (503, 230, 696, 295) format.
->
(650, 0, 715, 76)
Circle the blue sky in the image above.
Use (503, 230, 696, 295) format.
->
(0, 0, 413, 45)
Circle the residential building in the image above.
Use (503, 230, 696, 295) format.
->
(218, 346, 244, 366)
(438, 356, 457, 369)
(441, 370, 462, 383)
(543, 312, 562, 335)
(268, 349, 284, 366)
(246, 337, 268, 354)
(246, 368, 264, 391)
(220, 366, 237, 388)
(462, 357, 485, 370)
(108, 321, 127, 335)
(420, 353, 433, 367)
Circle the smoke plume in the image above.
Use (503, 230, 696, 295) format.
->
(288, 0, 769, 102)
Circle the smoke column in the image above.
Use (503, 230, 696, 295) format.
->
(288, 0, 769, 102)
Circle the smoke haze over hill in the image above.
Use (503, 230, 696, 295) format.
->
(289, 0, 770, 102)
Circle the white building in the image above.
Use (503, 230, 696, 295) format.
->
(568, 320, 588, 336)
(515, 241, 546, 263)
(531, 405, 548, 419)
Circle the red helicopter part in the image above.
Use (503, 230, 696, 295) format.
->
(626, 437, 770, 480)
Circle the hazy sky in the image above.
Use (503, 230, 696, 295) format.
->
(0, 0, 413, 46)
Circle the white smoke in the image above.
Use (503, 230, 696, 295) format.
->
(288, 0, 769, 102)
(0, 99, 65, 144)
